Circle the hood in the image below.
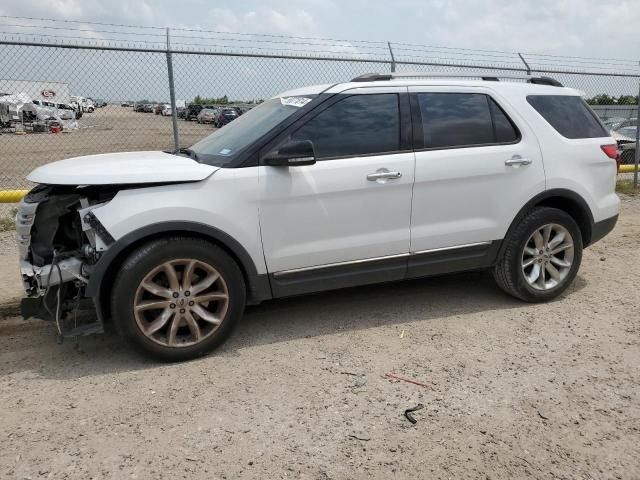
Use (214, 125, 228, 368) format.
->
(27, 151, 219, 185)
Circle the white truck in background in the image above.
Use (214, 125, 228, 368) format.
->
(70, 96, 94, 113)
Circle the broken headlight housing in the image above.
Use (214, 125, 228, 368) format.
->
(17, 184, 119, 331)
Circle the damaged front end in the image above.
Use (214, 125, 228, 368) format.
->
(17, 184, 118, 337)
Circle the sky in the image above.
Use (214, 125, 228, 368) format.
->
(0, 0, 638, 101)
(1, 0, 639, 60)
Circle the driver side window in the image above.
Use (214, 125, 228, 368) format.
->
(289, 93, 400, 159)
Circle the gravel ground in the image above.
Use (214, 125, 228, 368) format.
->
(0, 195, 638, 480)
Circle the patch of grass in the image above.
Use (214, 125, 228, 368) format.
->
(0, 217, 15, 232)
(616, 179, 639, 195)
(0, 207, 17, 232)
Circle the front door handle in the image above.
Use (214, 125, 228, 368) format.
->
(505, 155, 532, 166)
(367, 168, 402, 182)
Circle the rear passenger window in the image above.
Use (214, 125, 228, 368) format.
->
(527, 95, 608, 139)
(415, 93, 519, 148)
(490, 98, 519, 143)
(291, 94, 400, 159)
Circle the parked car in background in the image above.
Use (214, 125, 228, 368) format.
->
(66, 102, 82, 119)
(603, 117, 627, 130)
(71, 96, 94, 113)
(161, 106, 172, 116)
(133, 103, 145, 112)
(613, 126, 638, 165)
(214, 108, 239, 127)
(30, 100, 80, 121)
(121, 101, 132, 107)
(155, 103, 169, 115)
(197, 108, 219, 123)
(93, 99, 107, 108)
(612, 118, 638, 131)
(143, 104, 155, 113)
(185, 104, 203, 121)
(176, 106, 186, 118)
(55, 103, 77, 120)
(612, 126, 637, 141)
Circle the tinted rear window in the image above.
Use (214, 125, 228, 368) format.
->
(527, 95, 608, 139)
(490, 98, 519, 143)
(415, 93, 519, 148)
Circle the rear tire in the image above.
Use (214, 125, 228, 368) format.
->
(111, 237, 246, 361)
(493, 207, 583, 302)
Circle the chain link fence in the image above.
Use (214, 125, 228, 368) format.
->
(1, 37, 639, 226)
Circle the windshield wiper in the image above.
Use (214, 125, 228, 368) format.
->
(175, 147, 199, 161)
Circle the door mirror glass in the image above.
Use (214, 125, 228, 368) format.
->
(264, 140, 316, 166)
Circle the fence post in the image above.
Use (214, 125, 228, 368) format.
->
(166, 27, 180, 153)
(634, 77, 640, 191)
(387, 42, 396, 73)
(518, 53, 531, 75)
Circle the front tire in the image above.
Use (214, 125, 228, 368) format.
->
(111, 237, 246, 361)
(493, 207, 583, 302)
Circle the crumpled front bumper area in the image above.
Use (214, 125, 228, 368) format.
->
(15, 188, 108, 337)
(17, 197, 87, 297)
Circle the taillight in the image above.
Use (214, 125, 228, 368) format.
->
(601, 144, 621, 172)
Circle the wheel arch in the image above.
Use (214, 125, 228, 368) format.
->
(86, 221, 272, 321)
(500, 189, 595, 256)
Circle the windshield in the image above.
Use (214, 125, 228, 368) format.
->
(190, 95, 316, 166)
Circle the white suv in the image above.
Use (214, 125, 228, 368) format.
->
(17, 73, 620, 360)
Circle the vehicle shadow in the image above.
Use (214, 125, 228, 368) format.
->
(0, 270, 587, 380)
(227, 270, 587, 350)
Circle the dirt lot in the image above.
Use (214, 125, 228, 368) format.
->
(0, 195, 639, 480)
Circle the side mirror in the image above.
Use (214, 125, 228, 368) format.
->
(264, 140, 316, 166)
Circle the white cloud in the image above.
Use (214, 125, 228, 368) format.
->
(404, 0, 640, 60)
(205, 7, 316, 37)
(0, 0, 638, 63)
(0, 0, 158, 25)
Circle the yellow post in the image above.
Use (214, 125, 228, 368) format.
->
(0, 190, 29, 203)
(619, 165, 640, 174)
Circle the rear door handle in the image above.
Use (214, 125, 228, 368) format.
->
(505, 155, 532, 166)
(367, 169, 402, 181)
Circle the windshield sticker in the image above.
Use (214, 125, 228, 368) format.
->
(280, 97, 312, 108)
(219, 148, 233, 155)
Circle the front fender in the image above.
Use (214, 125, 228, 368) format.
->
(85, 221, 271, 304)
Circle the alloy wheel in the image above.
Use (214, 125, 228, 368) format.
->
(521, 223, 575, 291)
(133, 259, 229, 347)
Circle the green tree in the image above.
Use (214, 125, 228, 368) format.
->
(191, 95, 231, 105)
(617, 95, 638, 105)
(587, 94, 616, 105)
(189, 95, 262, 105)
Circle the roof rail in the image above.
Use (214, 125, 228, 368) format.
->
(350, 72, 564, 87)
(527, 76, 564, 87)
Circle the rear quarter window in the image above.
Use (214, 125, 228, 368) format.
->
(527, 95, 608, 139)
